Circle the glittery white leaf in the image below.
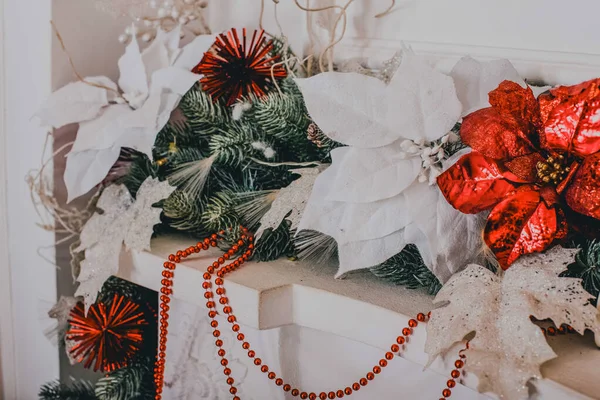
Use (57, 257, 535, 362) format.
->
(255, 168, 321, 240)
(75, 177, 175, 311)
(425, 247, 600, 399)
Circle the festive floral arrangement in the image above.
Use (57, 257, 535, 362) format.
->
(33, 3, 600, 400)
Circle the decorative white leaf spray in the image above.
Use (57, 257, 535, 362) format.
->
(425, 247, 600, 400)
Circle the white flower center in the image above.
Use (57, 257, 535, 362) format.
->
(399, 132, 459, 185)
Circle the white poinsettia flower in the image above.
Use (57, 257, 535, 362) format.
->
(295, 53, 521, 282)
(36, 26, 216, 202)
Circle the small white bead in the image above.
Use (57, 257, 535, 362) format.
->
(171, 9, 180, 18)
(149, 0, 158, 8)
(178, 16, 188, 24)
(157, 7, 168, 17)
(400, 139, 413, 151)
(124, 26, 133, 35)
(408, 145, 420, 154)
(142, 32, 153, 42)
(441, 134, 450, 144)
(118, 34, 128, 43)
(143, 19, 153, 27)
(188, 14, 197, 20)
(418, 174, 428, 183)
(184, 0, 194, 4)
(422, 147, 432, 157)
(163, 0, 173, 6)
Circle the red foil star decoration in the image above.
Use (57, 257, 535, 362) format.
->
(193, 28, 288, 106)
(66, 294, 147, 372)
(438, 80, 600, 269)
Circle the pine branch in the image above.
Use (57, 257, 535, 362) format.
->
(162, 189, 207, 234)
(209, 124, 259, 167)
(94, 357, 154, 400)
(370, 245, 442, 295)
(179, 86, 232, 136)
(39, 379, 96, 400)
(561, 240, 600, 305)
(202, 191, 241, 232)
(254, 220, 294, 261)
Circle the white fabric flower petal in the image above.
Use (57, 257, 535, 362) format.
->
(154, 26, 183, 64)
(402, 182, 485, 283)
(387, 54, 462, 142)
(64, 147, 121, 203)
(141, 33, 172, 82)
(174, 33, 218, 70)
(326, 143, 421, 203)
(35, 76, 118, 128)
(116, 92, 180, 157)
(298, 153, 410, 244)
(72, 104, 133, 153)
(336, 230, 407, 277)
(450, 56, 525, 116)
(295, 72, 400, 148)
(150, 67, 200, 96)
(118, 38, 149, 97)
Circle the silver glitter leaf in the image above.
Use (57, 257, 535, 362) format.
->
(75, 177, 175, 312)
(425, 246, 600, 400)
(46, 296, 80, 345)
(255, 168, 322, 240)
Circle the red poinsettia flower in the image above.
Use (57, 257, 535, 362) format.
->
(437, 79, 600, 269)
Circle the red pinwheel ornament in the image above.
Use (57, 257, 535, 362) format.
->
(437, 80, 600, 269)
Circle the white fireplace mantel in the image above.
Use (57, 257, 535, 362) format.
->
(117, 235, 600, 400)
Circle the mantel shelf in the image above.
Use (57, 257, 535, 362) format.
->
(118, 234, 600, 400)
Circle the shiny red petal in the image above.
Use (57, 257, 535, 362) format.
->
(539, 78, 600, 156)
(503, 152, 545, 182)
(484, 188, 561, 269)
(461, 108, 536, 160)
(437, 152, 517, 214)
(489, 80, 541, 132)
(565, 152, 600, 219)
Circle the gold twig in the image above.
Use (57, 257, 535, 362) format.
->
(375, 0, 396, 18)
(51, 21, 119, 94)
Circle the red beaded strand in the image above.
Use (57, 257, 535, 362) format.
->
(154, 227, 579, 400)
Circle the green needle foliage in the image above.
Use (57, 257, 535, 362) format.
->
(39, 380, 96, 400)
(254, 220, 295, 262)
(370, 245, 443, 295)
(561, 240, 600, 305)
(94, 356, 154, 400)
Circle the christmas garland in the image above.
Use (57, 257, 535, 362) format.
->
(34, 5, 600, 400)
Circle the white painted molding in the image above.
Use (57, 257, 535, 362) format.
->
(0, 0, 17, 397)
(118, 235, 600, 400)
(337, 38, 600, 86)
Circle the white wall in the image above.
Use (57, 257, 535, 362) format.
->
(2, 1, 58, 399)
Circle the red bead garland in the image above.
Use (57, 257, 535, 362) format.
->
(154, 226, 579, 400)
